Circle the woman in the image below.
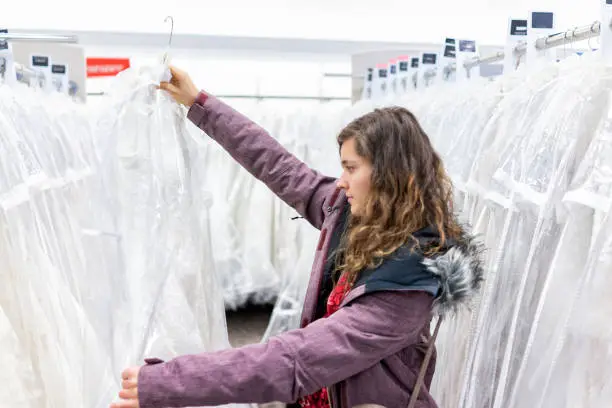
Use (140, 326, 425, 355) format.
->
(111, 66, 484, 408)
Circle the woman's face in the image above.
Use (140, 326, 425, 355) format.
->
(337, 138, 373, 216)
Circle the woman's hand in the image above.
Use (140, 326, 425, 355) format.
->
(159, 66, 199, 107)
(110, 366, 142, 408)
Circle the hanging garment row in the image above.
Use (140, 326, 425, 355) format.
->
(0, 66, 250, 408)
(399, 53, 612, 408)
(263, 53, 612, 406)
(192, 101, 344, 311)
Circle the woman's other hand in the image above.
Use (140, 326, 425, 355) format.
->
(159, 65, 199, 107)
(110, 366, 141, 408)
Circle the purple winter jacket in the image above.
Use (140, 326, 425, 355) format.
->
(137, 92, 484, 408)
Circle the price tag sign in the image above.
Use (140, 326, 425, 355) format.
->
(30, 55, 53, 91)
(419, 53, 438, 89)
(51, 64, 69, 94)
(526, 11, 555, 63)
(504, 18, 528, 73)
(602, 0, 612, 66)
(439, 38, 457, 82)
(0, 29, 17, 84)
(456, 40, 477, 82)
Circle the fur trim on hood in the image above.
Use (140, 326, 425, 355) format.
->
(422, 231, 485, 317)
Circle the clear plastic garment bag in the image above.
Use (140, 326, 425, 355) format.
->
(340, 53, 612, 408)
(0, 65, 247, 407)
(0, 82, 115, 407)
(507, 73, 612, 408)
(94, 63, 234, 370)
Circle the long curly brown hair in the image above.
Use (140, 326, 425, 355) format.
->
(336, 106, 462, 284)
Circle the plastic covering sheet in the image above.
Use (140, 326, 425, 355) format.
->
(0, 65, 248, 408)
(194, 100, 345, 312)
(360, 54, 612, 408)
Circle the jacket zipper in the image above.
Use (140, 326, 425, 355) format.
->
(307, 190, 342, 326)
(321, 190, 345, 408)
(326, 386, 336, 408)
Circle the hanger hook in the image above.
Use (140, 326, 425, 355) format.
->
(164, 16, 174, 49)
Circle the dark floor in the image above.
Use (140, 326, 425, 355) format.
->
(226, 303, 275, 347)
(226, 304, 285, 408)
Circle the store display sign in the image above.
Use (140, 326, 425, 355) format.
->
(603, 1, 612, 66)
(86, 57, 130, 77)
(526, 11, 556, 63)
(32, 56, 49, 67)
(51, 64, 69, 94)
(30, 54, 53, 91)
(0, 29, 7, 50)
(531, 12, 554, 29)
(459, 40, 476, 53)
(444, 45, 456, 58)
(422, 53, 437, 65)
(510, 20, 528, 36)
(0, 29, 16, 84)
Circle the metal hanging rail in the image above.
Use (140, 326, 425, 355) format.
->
(463, 52, 506, 70)
(14, 63, 40, 85)
(86, 91, 351, 101)
(0, 32, 78, 43)
(522, 20, 602, 53)
(451, 19, 610, 72)
(215, 94, 351, 101)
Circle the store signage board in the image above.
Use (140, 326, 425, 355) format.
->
(51, 63, 69, 94)
(505, 18, 528, 73)
(526, 11, 555, 63)
(419, 53, 438, 89)
(30, 54, 53, 91)
(0, 29, 17, 85)
(86, 57, 131, 77)
(397, 55, 410, 93)
(456, 40, 477, 82)
(439, 38, 457, 82)
(602, 0, 612, 66)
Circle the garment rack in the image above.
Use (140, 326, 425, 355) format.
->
(14, 63, 39, 85)
(0, 32, 78, 43)
(448, 19, 610, 73)
(87, 91, 351, 101)
(215, 94, 351, 101)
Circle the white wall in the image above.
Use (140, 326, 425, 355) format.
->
(4, 0, 602, 45)
(85, 45, 353, 111)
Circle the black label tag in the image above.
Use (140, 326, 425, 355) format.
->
(378, 68, 388, 78)
(390, 65, 397, 74)
(422, 53, 437, 65)
(52, 64, 66, 74)
(411, 58, 419, 68)
(32, 56, 49, 67)
(608, 0, 612, 4)
(366, 68, 373, 81)
(0, 29, 8, 50)
(459, 40, 476, 52)
(532, 12, 554, 29)
(399, 61, 408, 71)
(510, 20, 528, 36)
(445, 38, 456, 45)
(444, 45, 456, 58)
